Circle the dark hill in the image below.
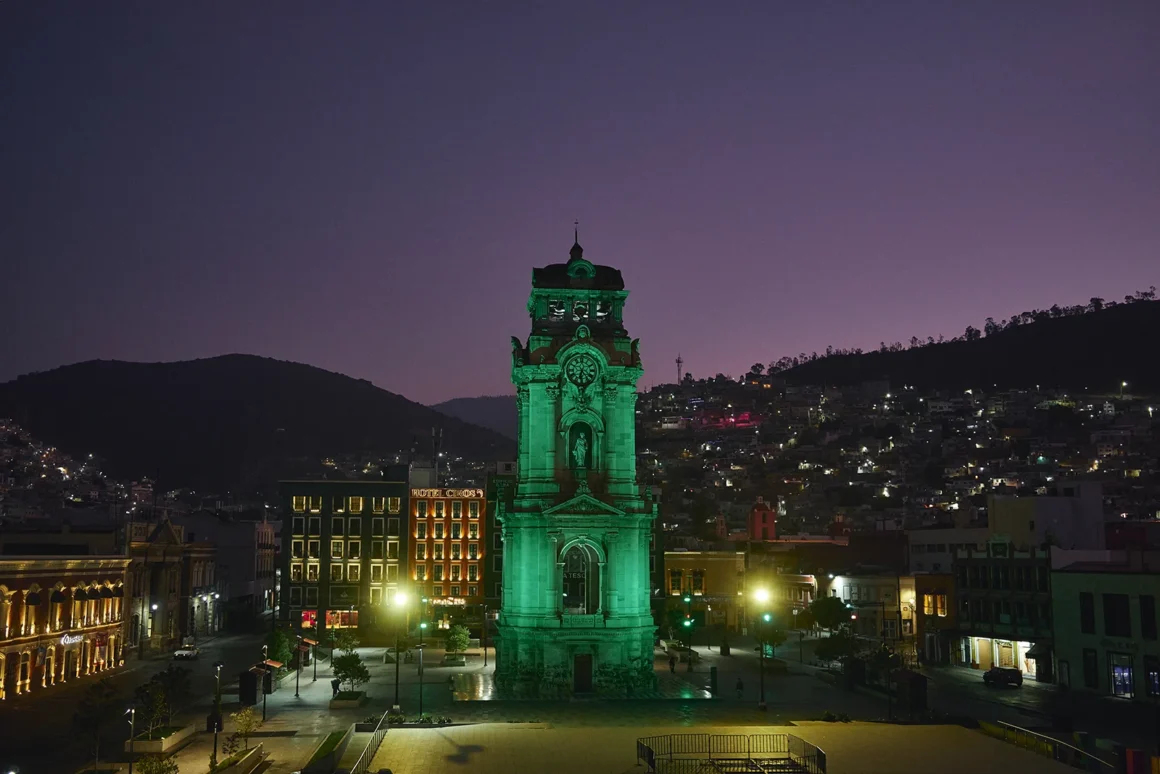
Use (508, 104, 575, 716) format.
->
(0, 355, 515, 493)
(430, 395, 517, 440)
(782, 300, 1160, 391)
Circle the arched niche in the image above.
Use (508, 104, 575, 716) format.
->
(557, 539, 606, 615)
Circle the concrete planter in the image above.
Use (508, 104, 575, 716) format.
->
(302, 727, 354, 774)
(328, 691, 368, 709)
(123, 724, 195, 754)
(216, 742, 264, 774)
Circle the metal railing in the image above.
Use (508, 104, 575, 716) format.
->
(344, 710, 390, 774)
(990, 721, 1114, 772)
(636, 733, 826, 773)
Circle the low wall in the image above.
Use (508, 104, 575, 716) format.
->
(302, 726, 355, 774)
(123, 724, 196, 754)
(217, 742, 265, 774)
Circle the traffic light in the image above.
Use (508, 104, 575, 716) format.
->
(683, 595, 691, 604)
(762, 612, 772, 623)
(682, 617, 692, 628)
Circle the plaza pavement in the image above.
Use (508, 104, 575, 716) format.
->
(369, 722, 1077, 774)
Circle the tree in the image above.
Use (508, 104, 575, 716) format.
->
(963, 325, 981, 341)
(230, 705, 262, 750)
(266, 628, 294, 666)
(748, 362, 765, 377)
(814, 630, 859, 663)
(794, 608, 816, 630)
(332, 651, 371, 693)
(151, 665, 192, 724)
(809, 595, 853, 631)
(137, 754, 180, 774)
(135, 680, 170, 737)
(332, 629, 360, 656)
(445, 624, 471, 653)
(983, 317, 999, 337)
(762, 628, 788, 659)
(73, 678, 121, 770)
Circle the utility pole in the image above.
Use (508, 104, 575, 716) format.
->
(126, 707, 136, 774)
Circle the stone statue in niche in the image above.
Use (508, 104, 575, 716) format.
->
(569, 424, 591, 470)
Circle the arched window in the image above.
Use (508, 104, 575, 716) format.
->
(561, 544, 601, 615)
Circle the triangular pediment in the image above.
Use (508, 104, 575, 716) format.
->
(542, 493, 626, 518)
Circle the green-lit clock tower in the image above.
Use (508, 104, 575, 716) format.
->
(494, 235, 657, 695)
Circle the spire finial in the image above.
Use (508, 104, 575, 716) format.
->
(573, 219, 579, 245)
(569, 219, 584, 262)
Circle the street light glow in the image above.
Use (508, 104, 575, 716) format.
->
(394, 591, 408, 607)
(753, 588, 770, 603)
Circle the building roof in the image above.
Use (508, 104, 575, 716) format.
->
(532, 239, 625, 290)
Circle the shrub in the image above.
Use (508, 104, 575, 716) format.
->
(332, 652, 371, 693)
(137, 754, 179, 774)
(230, 706, 262, 750)
(444, 624, 470, 653)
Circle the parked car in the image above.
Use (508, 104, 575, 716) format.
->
(173, 646, 200, 660)
(983, 666, 1022, 687)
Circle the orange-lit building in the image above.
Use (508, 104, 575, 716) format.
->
(409, 488, 487, 625)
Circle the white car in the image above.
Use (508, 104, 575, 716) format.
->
(173, 647, 200, 660)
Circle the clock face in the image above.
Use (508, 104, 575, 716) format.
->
(565, 354, 598, 386)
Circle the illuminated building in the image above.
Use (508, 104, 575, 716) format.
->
(409, 487, 487, 625)
(280, 474, 409, 633)
(821, 573, 917, 661)
(495, 236, 657, 695)
(0, 556, 131, 700)
(663, 550, 747, 631)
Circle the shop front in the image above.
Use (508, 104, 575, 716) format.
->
(960, 636, 1041, 677)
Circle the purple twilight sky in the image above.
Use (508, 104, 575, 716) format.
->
(2, 2, 1158, 404)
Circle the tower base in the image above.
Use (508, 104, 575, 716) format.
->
(494, 622, 656, 699)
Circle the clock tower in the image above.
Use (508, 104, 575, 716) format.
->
(494, 236, 657, 696)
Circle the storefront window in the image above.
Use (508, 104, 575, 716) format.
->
(300, 610, 318, 630)
(325, 610, 359, 629)
(1109, 652, 1134, 698)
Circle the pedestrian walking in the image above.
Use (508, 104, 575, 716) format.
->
(735, 677, 744, 699)
(669, 654, 677, 673)
(331, 677, 341, 698)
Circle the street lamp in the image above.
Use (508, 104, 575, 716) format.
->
(1121, 381, 1128, 398)
(482, 604, 489, 668)
(392, 592, 409, 709)
(126, 707, 136, 774)
(212, 662, 224, 767)
(295, 635, 303, 698)
(752, 589, 771, 710)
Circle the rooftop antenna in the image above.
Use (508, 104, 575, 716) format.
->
(574, 219, 579, 244)
(676, 353, 684, 384)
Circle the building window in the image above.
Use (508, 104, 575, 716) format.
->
(493, 554, 503, 571)
(468, 564, 478, 581)
(936, 594, 947, 617)
(451, 544, 462, 560)
(1109, 652, 1134, 698)
(333, 497, 345, 514)
(923, 594, 935, 615)
(669, 569, 683, 595)
(469, 585, 477, 597)
(451, 585, 461, 597)
(468, 544, 478, 560)
(1079, 592, 1095, 634)
(388, 518, 400, 536)
(452, 501, 462, 519)
(348, 540, 361, 560)
(468, 523, 479, 539)
(416, 566, 427, 581)
(417, 501, 428, 518)
(493, 532, 502, 550)
(308, 496, 322, 512)
(387, 565, 398, 582)
(305, 587, 319, 605)
(349, 517, 362, 536)
(348, 563, 361, 582)
(434, 544, 444, 561)
(1145, 655, 1159, 697)
(331, 517, 344, 536)
(289, 587, 302, 606)
(387, 541, 399, 560)
(416, 523, 427, 539)
(1103, 593, 1131, 638)
(292, 516, 305, 535)
(331, 540, 343, 560)
(451, 523, 462, 540)
(1141, 596, 1157, 640)
(494, 582, 502, 598)
(416, 544, 427, 560)
(370, 587, 382, 605)
(307, 563, 319, 582)
(372, 496, 386, 514)
(290, 563, 303, 582)
(433, 585, 443, 597)
(692, 570, 704, 595)
(435, 501, 445, 518)
(469, 501, 480, 519)
(330, 564, 343, 582)
(308, 517, 321, 535)
(1082, 648, 1098, 689)
(293, 495, 307, 512)
(434, 523, 445, 539)
(389, 497, 401, 514)
(291, 540, 304, 559)
(371, 517, 384, 536)
(371, 540, 383, 560)
(433, 566, 444, 582)
(349, 496, 363, 514)
(371, 564, 383, 582)
(451, 565, 461, 582)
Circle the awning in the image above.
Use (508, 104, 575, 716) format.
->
(112, 586, 124, 598)
(1025, 642, 1050, 659)
(99, 586, 114, 599)
(25, 592, 41, 606)
(74, 588, 89, 600)
(50, 589, 66, 603)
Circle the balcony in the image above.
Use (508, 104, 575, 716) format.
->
(561, 613, 604, 628)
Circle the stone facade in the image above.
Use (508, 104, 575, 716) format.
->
(495, 237, 657, 695)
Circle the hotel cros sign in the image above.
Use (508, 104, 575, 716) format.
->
(411, 488, 484, 499)
(60, 633, 84, 646)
